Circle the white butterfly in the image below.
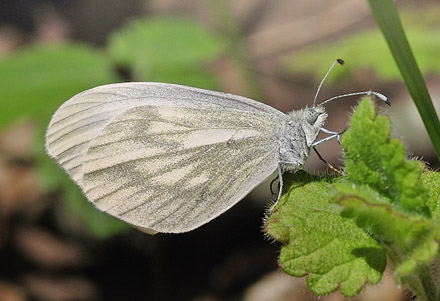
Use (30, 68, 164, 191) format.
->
(45, 60, 388, 234)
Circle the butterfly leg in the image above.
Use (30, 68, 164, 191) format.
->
(312, 128, 346, 173)
(269, 164, 284, 211)
(316, 128, 346, 146)
(311, 133, 339, 146)
(313, 146, 341, 174)
(270, 175, 279, 195)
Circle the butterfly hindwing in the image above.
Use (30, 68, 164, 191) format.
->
(82, 105, 283, 233)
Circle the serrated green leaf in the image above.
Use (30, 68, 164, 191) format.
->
(0, 43, 117, 128)
(266, 171, 386, 297)
(268, 92, 440, 298)
(107, 17, 224, 88)
(341, 98, 430, 216)
(333, 182, 430, 251)
(335, 99, 440, 293)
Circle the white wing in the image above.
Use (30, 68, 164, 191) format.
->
(46, 83, 286, 233)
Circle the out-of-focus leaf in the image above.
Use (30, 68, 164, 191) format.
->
(0, 44, 117, 128)
(284, 27, 440, 82)
(107, 17, 225, 88)
(0, 43, 126, 238)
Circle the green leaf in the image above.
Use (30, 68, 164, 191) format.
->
(3, 43, 134, 238)
(333, 183, 430, 252)
(0, 43, 117, 128)
(341, 98, 430, 217)
(107, 17, 225, 89)
(284, 26, 440, 83)
(268, 95, 440, 298)
(336, 97, 436, 266)
(335, 99, 440, 298)
(396, 228, 439, 278)
(0, 43, 127, 238)
(391, 170, 440, 297)
(391, 171, 440, 277)
(266, 172, 386, 297)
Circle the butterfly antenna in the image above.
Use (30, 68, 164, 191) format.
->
(312, 58, 345, 107)
(319, 91, 390, 106)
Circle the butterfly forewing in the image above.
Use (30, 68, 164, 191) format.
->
(46, 83, 285, 187)
(83, 105, 283, 233)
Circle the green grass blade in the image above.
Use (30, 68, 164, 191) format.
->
(368, 0, 440, 160)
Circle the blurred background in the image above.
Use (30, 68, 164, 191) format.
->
(0, 0, 439, 300)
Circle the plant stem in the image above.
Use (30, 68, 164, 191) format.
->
(418, 265, 437, 301)
(367, 0, 440, 161)
(385, 243, 437, 300)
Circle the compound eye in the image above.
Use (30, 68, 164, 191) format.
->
(305, 108, 319, 125)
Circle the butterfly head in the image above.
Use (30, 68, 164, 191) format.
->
(303, 106, 327, 148)
(305, 106, 327, 128)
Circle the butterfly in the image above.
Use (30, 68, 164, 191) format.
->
(45, 59, 389, 234)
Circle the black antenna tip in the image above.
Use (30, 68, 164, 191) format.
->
(372, 92, 390, 106)
(337, 58, 345, 66)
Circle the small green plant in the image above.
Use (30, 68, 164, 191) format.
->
(266, 98, 440, 299)
(269, 3, 440, 296)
